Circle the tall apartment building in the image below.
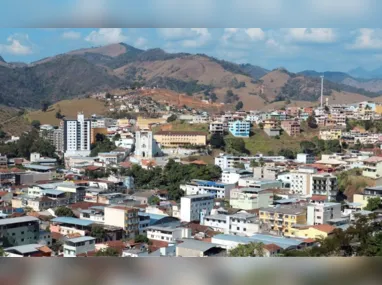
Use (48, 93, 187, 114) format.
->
(0, 216, 40, 247)
(64, 113, 91, 157)
(40, 126, 64, 153)
(311, 173, 338, 200)
(209, 121, 225, 135)
(228, 120, 250, 137)
(180, 194, 214, 222)
(104, 205, 139, 238)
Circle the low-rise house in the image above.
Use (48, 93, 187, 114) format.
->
(290, 224, 336, 240)
(63, 236, 96, 257)
(296, 153, 315, 164)
(362, 156, 382, 179)
(147, 224, 191, 242)
(0, 191, 12, 205)
(50, 217, 95, 236)
(228, 120, 250, 138)
(281, 120, 300, 136)
(237, 178, 282, 190)
(221, 168, 253, 184)
(202, 210, 260, 236)
(4, 244, 52, 257)
(319, 128, 343, 141)
(209, 121, 225, 135)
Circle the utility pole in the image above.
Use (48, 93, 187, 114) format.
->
(320, 75, 324, 108)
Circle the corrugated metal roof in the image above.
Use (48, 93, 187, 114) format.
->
(0, 216, 39, 226)
(177, 239, 220, 252)
(51, 217, 94, 226)
(67, 236, 95, 243)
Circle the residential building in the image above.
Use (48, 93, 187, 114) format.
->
(215, 154, 287, 170)
(307, 202, 342, 225)
(63, 236, 96, 257)
(154, 131, 207, 147)
(50, 217, 94, 236)
(263, 119, 281, 137)
(288, 167, 317, 196)
(80, 206, 105, 224)
(147, 225, 191, 242)
(64, 113, 91, 157)
(259, 206, 307, 237)
(281, 120, 300, 136)
(180, 194, 214, 222)
(230, 188, 274, 210)
(311, 173, 338, 200)
(362, 156, 382, 179)
(228, 120, 250, 137)
(180, 180, 235, 199)
(0, 216, 40, 247)
(319, 128, 343, 141)
(253, 166, 284, 180)
(202, 211, 260, 236)
(209, 121, 225, 135)
(0, 153, 7, 167)
(221, 168, 252, 184)
(296, 153, 315, 164)
(104, 205, 139, 238)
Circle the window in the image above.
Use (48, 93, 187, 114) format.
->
(237, 227, 240, 230)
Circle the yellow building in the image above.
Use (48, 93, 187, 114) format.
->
(137, 117, 166, 129)
(353, 194, 373, 209)
(375, 104, 382, 115)
(117, 119, 130, 127)
(154, 131, 207, 147)
(259, 206, 307, 237)
(263, 119, 279, 129)
(290, 224, 335, 240)
(319, 128, 342, 141)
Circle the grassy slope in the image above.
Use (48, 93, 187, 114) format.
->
(0, 105, 31, 136)
(243, 123, 319, 155)
(27, 98, 109, 126)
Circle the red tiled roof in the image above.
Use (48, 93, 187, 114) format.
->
(0, 191, 10, 197)
(120, 161, 132, 168)
(364, 156, 382, 163)
(51, 232, 64, 240)
(310, 195, 327, 201)
(311, 224, 336, 234)
(304, 238, 316, 243)
(189, 160, 207, 165)
(264, 243, 282, 252)
(85, 166, 101, 171)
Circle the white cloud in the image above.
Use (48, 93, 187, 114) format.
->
(285, 28, 336, 43)
(62, 31, 81, 40)
(134, 37, 148, 49)
(158, 28, 211, 48)
(85, 28, 127, 45)
(348, 29, 382, 50)
(245, 28, 265, 41)
(0, 34, 33, 55)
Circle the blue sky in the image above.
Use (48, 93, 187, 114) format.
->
(2, 28, 382, 72)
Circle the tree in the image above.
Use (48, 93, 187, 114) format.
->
(278, 148, 295, 159)
(267, 150, 275, 156)
(307, 115, 317, 129)
(113, 133, 121, 142)
(55, 206, 75, 217)
(95, 247, 120, 257)
(41, 101, 51, 112)
(365, 197, 381, 211)
(134, 234, 149, 243)
(210, 92, 218, 102)
(0, 130, 6, 139)
(229, 242, 265, 257)
(148, 196, 160, 205)
(224, 137, 247, 154)
(31, 120, 41, 129)
(250, 160, 259, 167)
(258, 122, 264, 129)
(235, 101, 244, 111)
(233, 162, 245, 169)
(167, 114, 177, 122)
(210, 133, 225, 149)
(90, 224, 107, 241)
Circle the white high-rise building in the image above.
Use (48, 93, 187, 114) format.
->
(180, 194, 214, 222)
(64, 113, 91, 157)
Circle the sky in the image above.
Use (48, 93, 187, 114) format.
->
(2, 28, 382, 73)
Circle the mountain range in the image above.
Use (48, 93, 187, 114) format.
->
(1, 43, 382, 110)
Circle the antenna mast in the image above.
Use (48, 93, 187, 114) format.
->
(320, 75, 324, 108)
